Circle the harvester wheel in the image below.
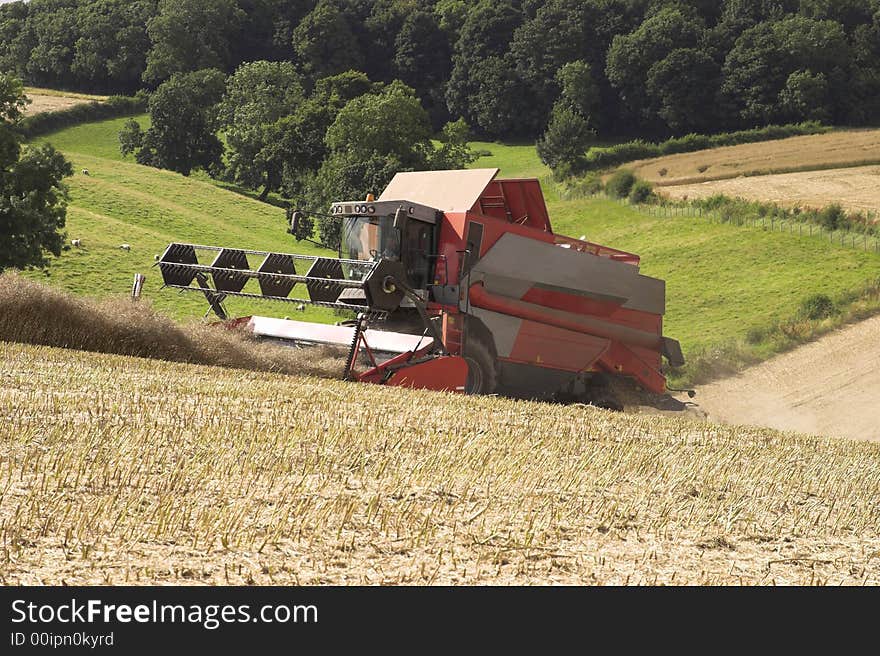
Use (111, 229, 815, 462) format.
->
(462, 338, 497, 395)
(585, 374, 624, 412)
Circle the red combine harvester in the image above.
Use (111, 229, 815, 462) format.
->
(157, 169, 683, 408)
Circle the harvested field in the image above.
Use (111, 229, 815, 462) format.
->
(2, 340, 879, 585)
(627, 129, 880, 187)
(22, 88, 107, 116)
(24, 94, 89, 115)
(663, 165, 880, 215)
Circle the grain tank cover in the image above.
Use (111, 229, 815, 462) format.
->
(379, 168, 500, 212)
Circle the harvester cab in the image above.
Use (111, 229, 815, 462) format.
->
(156, 168, 684, 407)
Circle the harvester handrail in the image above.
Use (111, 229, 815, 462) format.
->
(552, 234, 641, 264)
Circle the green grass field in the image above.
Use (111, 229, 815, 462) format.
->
(26, 122, 880, 370)
(32, 116, 333, 323)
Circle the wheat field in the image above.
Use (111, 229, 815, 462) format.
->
(22, 88, 108, 116)
(663, 165, 880, 215)
(627, 129, 880, 187)
(2, 339, 879, 585)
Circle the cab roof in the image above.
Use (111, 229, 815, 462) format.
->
(379, 168, 500, 213)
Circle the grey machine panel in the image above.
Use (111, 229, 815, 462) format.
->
(471, 233, 666, 315)
(467, 307, 523, 358)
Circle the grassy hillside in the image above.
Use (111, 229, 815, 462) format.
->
(32, 116, 333, 324)
(27, 122, 880, 371)
(3, 339, 879, 585)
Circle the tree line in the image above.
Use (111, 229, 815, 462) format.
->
(3, 0, 880, 141)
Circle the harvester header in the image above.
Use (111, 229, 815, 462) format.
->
(157, 168, 683, 407)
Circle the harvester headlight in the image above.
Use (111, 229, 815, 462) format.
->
(368, 205, 375, 214)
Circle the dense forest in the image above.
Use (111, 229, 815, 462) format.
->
(4, 0, 880, 248)
(3, 0, 880, 139)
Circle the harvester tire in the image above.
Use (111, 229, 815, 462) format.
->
(585, 374, 624, 412)
(462, 338, 497, 395)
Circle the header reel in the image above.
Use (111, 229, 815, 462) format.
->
(156, 243, 407, 320)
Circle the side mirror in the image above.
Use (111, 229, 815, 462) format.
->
(288, 209, 302, 237)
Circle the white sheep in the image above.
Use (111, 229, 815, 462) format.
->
(119, 244, 131, 251)
(81, 169, 90, 176)
(71, 238, 82, 248)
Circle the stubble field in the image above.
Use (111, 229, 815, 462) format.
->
(22, 87, 108, 116)
(663, 164, 880, 215)
(2, 340, 879, 585)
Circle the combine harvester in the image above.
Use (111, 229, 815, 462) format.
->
(157, 169, 683, 408)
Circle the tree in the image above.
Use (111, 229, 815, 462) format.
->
(394, 9, 452, 127)
(446, 0, 529, 135)
(554, 61, 601, 119)
(536, 105, 594, 174)
(364, 0, 420, 83)
(844, 8, 880, 125)
(0, 1, 35, 80)
(429, 118, 477, 171)
(720, 17, 849, 125)
(325, 81, 431, 167)
(508, 0, 639, 134)
(277, 71, 380, 199)
(313, 70, 378, 107)
(606, 6, 706, 129)
(144, 0, 246, 84)
(0, 75, 72, 271)
(72, 0, 155, 93)
(451, 54, 541, 138)
(434, 0, 469, 34)
(778, 70, 831, 123)
(24, 0, 80, 89)
(308, 81, 474, 247)
(121, 69, 227, 177)
(645, 48, 720, 133)
(268, 0, 320, 58)
(798, 0, 879, 31)
(217, 61, 304, 199)
(292, 0, 364, 80)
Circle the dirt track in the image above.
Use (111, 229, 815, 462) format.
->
(684, 316, 880, 441)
